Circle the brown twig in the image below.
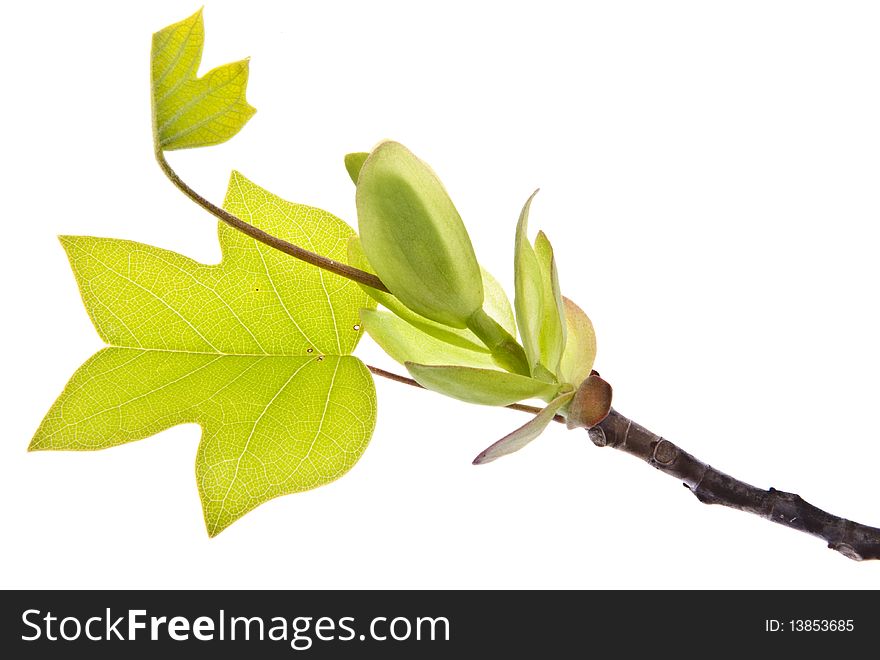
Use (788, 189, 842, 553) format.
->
(590, 409, 880, 561)
(370, 366, 880, 560)
(155, 150, 389, 292)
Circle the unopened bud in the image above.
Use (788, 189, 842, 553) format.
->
(356, 141, 484, 328)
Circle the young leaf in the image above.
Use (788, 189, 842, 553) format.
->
(481, 267, 517, 338)
(514, 191, 545, 373)
(472, 389, 574, 465)
(361, 309, 499, 369)
(558, 297, 597, 387)
(404, 363, 558, 406)
(344, 152, 369, 184)
(533, 231, 566, 374)
(31, 173, 376, 536)
(151, 9, 256, 151)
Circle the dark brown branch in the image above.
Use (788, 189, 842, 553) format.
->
(370, 366, 880, 559)
(366, 365, 564, 420)
(155, 150, 389, 292)
(590, 409, 880, 561)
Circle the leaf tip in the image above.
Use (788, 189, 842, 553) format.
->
(344, 152, 369, 185)
(471, 451, 494, 466)
(204, 512, 228, 538)
(227, 169, 250, 189)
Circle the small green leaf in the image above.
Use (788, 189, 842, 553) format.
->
(534, 231, 566, 374)
(558, 297, 597, 387)
(405, 363, 558, 406)
(151, 9, 256, 151)
(356, 141, 483, 328)
(32, 174, 376, 536)
(344, 152, 369, 184)
(480, 267, 516, 337)
(472, 389, 574, 465)
(514, 190, 545, 373)
(361, 309, 498, 369)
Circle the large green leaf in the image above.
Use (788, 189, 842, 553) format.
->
(31, 173, 376, 536)
(151, 9, 256, 151)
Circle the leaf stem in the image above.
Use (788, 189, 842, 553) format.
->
(154, 149, 389, 292)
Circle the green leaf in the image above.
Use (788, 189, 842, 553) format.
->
(472, 389, 574, 465)
(361, 309, 499, 369)
(349, 237, 514, 353)
(558, 297, 597, 387)
(32, 173, 376, 536)
(534, 231, 566, 374)
(405, 363, 558, 406)
(344, 152, 369, 184)
(151, 9, 256, 151)
(514, 191, 545, 374)
(481, 267, 517, 338)
(356, 141, 484, 328)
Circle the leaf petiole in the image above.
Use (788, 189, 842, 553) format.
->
(154, 149, 389, 292)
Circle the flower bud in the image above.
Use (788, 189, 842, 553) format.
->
(356, 141, 483, 328)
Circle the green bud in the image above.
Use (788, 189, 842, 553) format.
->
(348, 236, 512, 354)
(356, 141, 484, 328)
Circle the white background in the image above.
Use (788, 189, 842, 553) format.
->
(2, 0, 880, 588)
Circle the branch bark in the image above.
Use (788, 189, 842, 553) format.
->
(590, 409, 880, 561)
(368, 366, 880, 559)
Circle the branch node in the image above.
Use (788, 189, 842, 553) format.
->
(588, 426, 607, 447)
(829, 542, 862, 561)
(652, 439, 677, 466)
